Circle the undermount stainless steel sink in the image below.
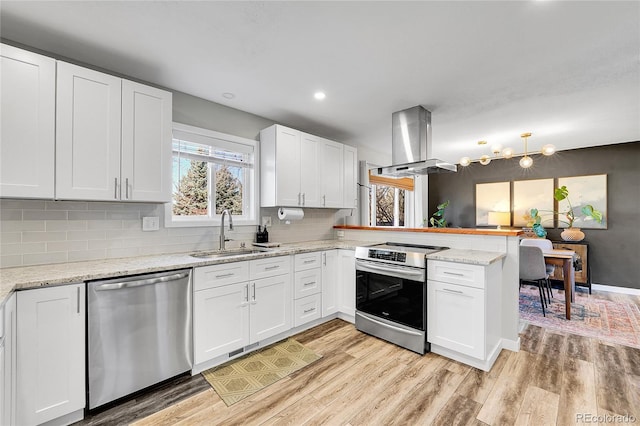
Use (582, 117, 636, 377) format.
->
(190, 248, 269, 259)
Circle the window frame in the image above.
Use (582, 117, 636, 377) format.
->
(165, 123, 259, 228)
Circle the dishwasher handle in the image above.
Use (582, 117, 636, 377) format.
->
(94, 272, 190, 291)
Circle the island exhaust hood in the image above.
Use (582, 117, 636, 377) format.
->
(372, 106, 457, 177)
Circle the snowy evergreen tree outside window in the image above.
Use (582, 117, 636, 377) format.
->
(168, 124, 256, 227)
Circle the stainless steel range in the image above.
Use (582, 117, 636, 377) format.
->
(354, 242, 448, 354)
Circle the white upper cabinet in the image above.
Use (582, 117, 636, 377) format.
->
(56, 62, 122, 201)
(343, 145, 358, 209)
(56, 62, 172, 202)
(260, 124, 353, 209)
(319, 139, 344, 208)
(0, 44, 56, 198)
(121, 80, 172, 202)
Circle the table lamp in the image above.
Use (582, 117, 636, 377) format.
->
(488, 211, 511, 229)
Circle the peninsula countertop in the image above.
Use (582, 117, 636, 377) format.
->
(334, 225, 523, 237)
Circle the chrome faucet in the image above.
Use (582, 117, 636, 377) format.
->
(219, 209, 234, 251)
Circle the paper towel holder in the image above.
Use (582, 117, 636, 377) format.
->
(277, 207, 304, 224)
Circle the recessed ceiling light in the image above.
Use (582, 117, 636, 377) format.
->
(314, 91, 326, 100)
(222, 92, 235, 99)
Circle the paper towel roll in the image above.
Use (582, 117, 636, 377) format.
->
(278, 207, 304, 221)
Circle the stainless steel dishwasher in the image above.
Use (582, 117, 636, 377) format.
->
(87, 269, 192, 410)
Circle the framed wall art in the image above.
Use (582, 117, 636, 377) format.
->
(475, 181, 510, 226)
(513, 178, 554, 227)
(557, 174, 607, 229)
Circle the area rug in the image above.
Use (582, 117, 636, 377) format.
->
(201, 338, 322, 406)
(519, 285, 640, 349)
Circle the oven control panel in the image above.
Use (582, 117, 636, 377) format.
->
(368, 249, 406, 263)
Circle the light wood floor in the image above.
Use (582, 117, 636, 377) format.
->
(77, 288, 640, 426)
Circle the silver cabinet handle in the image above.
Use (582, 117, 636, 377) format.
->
(302, 193, 305, 205)
(251, 283, 256, 302)
(442, 288, 464, 294)
(125, 177, 129, 199)
(322, 195, 326, 206)
(303, 307, 316, 314)
(443, 271, 465, 277)
(244, 284, 249, 302)
(303, 259, 316, 264)
(114, 177, 118, 199)
(265, 265, 280, 271)
(298, 193, 301, 206)
(215, 272, 235, 279)
(95, 272, 189, 291)
(323, 252, 326, 266)
(77, 286, 81, 314)
(303, 281, 316, 286)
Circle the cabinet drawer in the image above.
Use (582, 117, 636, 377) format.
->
(294, 268, 322, 299)
(250, 256, 291, 280)
(428, 260, 484, 289)
(294, 252, 322, 271)
(294, 293, 322, 327)
(194, 262, 249, 291)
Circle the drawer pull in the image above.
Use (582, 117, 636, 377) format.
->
(303, 259, 316, 264)
(303, 307, 316, 314)
(443, 271, 465, 277)
(265, 265, 280, 270)
(303, 281, 316, 286)
(215, 273, 235, 279)
(442, 288, 464, 294)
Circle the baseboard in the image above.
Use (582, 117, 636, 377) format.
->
(592, 283, 640, 296)
(501, 337, 520, 352)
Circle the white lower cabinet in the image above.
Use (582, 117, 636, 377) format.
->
(193, 257, 291, 366)
(17, 284, 85, 426)
(321, 250, 339, 317)
(338, 249, 356, 320)
(294, 293, 322, 327)
(427, 260, 501, 371)
(2, 294, 16, 426)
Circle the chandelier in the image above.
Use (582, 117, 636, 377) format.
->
(459, 133, 556, 169)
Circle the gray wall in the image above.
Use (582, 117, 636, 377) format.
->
(428, 141, 640, 290)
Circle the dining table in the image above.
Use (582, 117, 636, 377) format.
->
(543, 249, 576, 320)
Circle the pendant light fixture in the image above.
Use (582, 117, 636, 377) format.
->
(459, 132, 555, 169)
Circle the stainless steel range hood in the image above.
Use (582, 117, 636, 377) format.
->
(372, 106, 457, 177)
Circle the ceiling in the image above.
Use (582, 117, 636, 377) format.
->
(1, 1, 638, 164)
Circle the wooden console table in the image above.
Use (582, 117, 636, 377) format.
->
(551, 241, 590, 294)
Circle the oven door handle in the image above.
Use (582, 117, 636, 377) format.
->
(356, 312, 423, 337)
(355, 260, 424, 281)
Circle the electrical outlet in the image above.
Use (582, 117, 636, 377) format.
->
(142, 216, 160, 231)
(262, 216, 272, 227)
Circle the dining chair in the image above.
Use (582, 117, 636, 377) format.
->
(519, 245, 550, 317)
(520, 238, 555, 299)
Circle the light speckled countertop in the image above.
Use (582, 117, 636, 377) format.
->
(0, 240, 379, 302)
(427, 248, 506, 265)
(0, 241, 506, 303)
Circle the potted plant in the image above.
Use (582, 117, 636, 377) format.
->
(528, 186, 603, 241)
(428, 200, 450, 228)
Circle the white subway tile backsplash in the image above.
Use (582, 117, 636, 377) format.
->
(23, 251, 67, 266)
(23, 210, 68, 221)
(22, 231, 67, 243)
(0, 201, 341, 267)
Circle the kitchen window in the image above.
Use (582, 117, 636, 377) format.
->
(165, 123, 258, 227)
(368, 171, 413, 227)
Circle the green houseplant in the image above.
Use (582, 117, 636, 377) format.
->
(429, 200, 450, 228)
(528, 186, 603, 240)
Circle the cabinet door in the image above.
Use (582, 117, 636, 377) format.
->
(338, 249, 356, 319)
(300, 133, 320, 207)
(17, 284, 85, 426)
(275, 126, 302, 206)
(194, 283, 250, 364)
(2, 294, 16, 426)
(320, 139, 344, 208)
(322, 250, 339, 317)
(343, 145, 358, 208)
(250, 274, 291, 343)
(56, 61, 122, 200)
(427, 280, 484, 359)
(121, 80, 172, 202)
(0, 44, 56, 198)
